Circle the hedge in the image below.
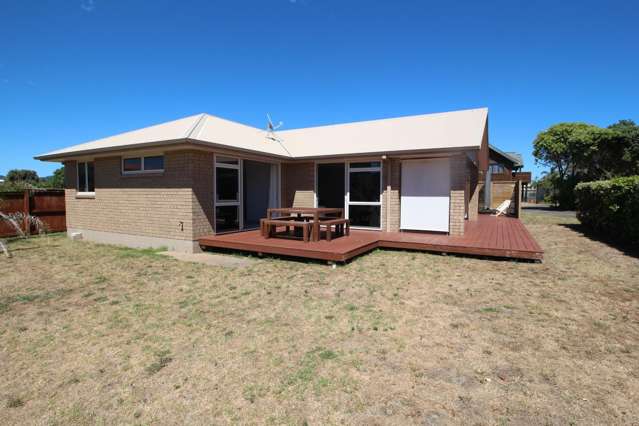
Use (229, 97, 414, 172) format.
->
(574, 176, 639, 246)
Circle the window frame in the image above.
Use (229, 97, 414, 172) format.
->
(214, 155, 242, 233)
(76, 161, 95, 196)
(121, 154, 165, 175)
(212, 154, 282, 234)
(489, 163, 505, 174)
(346, 160, 383, 230)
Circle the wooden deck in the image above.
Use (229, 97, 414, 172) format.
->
(198, 215, 543, 262)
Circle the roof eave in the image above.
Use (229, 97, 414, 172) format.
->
(187, 139, 291, 160)
(489, 144, 522, 168)
(288, 145, 481, 161)
(34, 138, 191, 162)
(34, 138, 294, 162)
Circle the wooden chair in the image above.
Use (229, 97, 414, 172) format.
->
(319, 218, 350, 241)
(261, 218, 313, 242)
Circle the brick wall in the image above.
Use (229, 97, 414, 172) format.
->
(64, 150, 211, 242)
(281, 162, 314, 208)
(278, 155, 471, 235)
(191, 151, 215, 238)
(64, 152, 472, 243)
(448, 154, 467, 236)
(383, 159, 401, 231)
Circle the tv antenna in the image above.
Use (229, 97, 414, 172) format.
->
(260, 113, 290, 155)
(265, 113, 283, 142)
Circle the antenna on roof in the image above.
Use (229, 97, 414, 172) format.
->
(265, 113, 283, 142)
(262, 113, 291, 156)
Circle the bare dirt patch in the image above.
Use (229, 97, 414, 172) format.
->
(1, 213, 638, 424)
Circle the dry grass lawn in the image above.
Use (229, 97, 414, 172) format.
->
(1, 212, 638, 424)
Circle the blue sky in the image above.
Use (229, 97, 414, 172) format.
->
(1, 0, 638, 179)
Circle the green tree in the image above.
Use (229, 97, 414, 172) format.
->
(533, 123, 604, 181)
(40, 167, 65, 189)
(532, 123, 608, 208)
(6, 169, 39, 183)
(608, 119, 639, 174)
(49, 167, 65, 188)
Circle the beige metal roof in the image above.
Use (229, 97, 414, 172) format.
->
(36, 108, 488, 161)
(37, 114, 204, 159)
(279, 108, 488, 158)
(193, 114, 290, 157)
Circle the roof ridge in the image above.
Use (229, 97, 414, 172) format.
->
(201, 113, 264, 132)
(279, 107, 488, 134)
(185, 113, 207, 139)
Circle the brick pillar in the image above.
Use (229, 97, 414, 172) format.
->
(383, 159, 401, 231)
(449, 154, 466, 236)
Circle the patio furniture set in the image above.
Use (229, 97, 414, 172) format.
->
(260, 207, 350, 243)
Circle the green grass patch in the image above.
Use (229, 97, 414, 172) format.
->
(318, 349, 338, 360)
(6, 395, 24, 408)
(145, 350, 173, 375)
(116, 246, 167, 259)
(0, 288, 73, 313)
(283, 347, 339, 392)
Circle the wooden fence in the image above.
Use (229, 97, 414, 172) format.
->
(0, 190, 66, 237)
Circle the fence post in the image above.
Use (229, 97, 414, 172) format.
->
(23, 189, 30, 236)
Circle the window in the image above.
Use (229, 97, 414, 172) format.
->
(77, 161, 95, 193)
(349, 205, 381, 228)
(214, 156, 241, 233)
(489, 164, 505, 174)
(347, 161, 382, 228)
(216, 157, 239, 166)
(216, 167, 239, 202)
(350, 161, 381, 169)
(144, 156, 164, 171)
(349, 171, 381, 202)
(123, 157, 142, 172)
(122, 155, 164, 174)
(215, 206, 240, 233)
(316, 163, 345, 209)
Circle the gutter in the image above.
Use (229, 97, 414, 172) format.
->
(35, 141, 481, 163)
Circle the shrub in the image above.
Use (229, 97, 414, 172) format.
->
(0, 199, 49, 257)
(574, 176, 639, 245)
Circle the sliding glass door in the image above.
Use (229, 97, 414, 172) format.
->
(215, 157, 240, 233)
(316, 163, 345, 209)
(243, 160, 279, 229)
(215, 156, 279, 233)
(347, 161, 382, 228)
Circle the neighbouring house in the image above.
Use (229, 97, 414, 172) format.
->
(35, 108, 492, 253)
(479, 145, 532, 211)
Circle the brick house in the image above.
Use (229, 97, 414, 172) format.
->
(36, 108, 490, 252)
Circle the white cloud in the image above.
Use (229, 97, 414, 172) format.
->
(81, 0, 96, 12)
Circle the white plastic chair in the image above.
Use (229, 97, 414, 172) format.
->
(494, 200, 511, 216)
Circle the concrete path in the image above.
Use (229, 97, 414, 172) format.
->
(159, 251, 255, 268)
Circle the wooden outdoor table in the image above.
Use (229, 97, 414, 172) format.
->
(267, 207, 344, 242)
